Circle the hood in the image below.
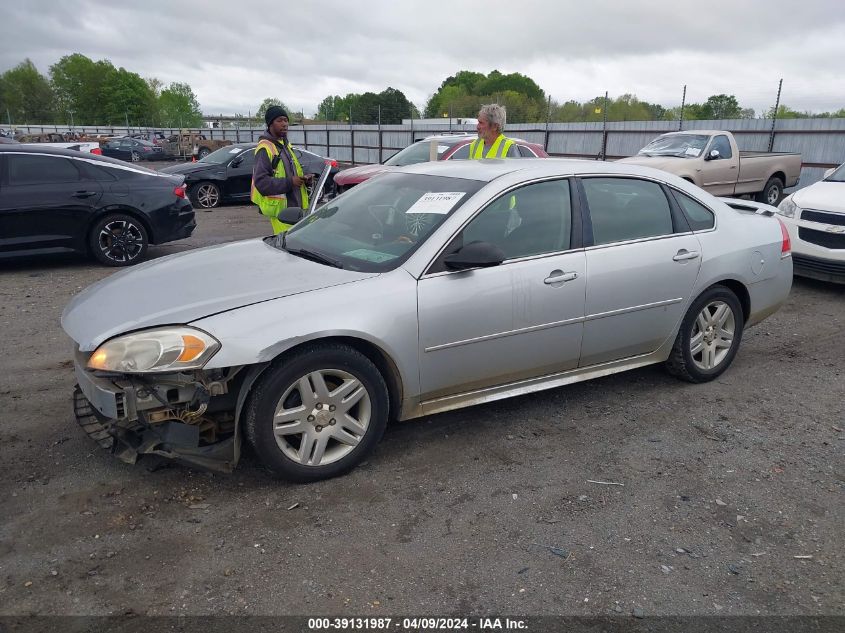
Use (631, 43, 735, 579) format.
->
(616, 155, 691, 171)
(334, 164, 396, 185)
(158, 162, 220, 176)
(62, 239, 378, 350)
(792, 180, 845, 214)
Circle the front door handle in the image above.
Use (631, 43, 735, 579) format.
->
(73, 191, 97, 199)
(544, 270, 578, 285)
(673, 250, 700, 261)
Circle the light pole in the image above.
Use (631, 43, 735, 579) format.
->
(68, 109, 75, 129)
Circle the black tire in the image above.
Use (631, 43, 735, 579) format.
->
(756, 176, 784, 206)
(197, 147, 211, 159)
(244, 343, 389, 483)
(191, 181, 222, 210)
(665, 285, 744, 383)
(88, 213, 149, 266)
(130, 150, 140, 162)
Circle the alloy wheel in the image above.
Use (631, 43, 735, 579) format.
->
(272, 369, 372, 467)
(689, 300, 736, 371)
(197, 183, 220, 208)
(96, 219, 145, 264)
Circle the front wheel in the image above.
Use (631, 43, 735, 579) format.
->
(88, 213, 149, 266)
(191, 181, 222, 209)
(130, 151, 140, 162)
(665, 285, 744, 383)
(756, 176, 784, 206)
(244, 343, 389, 482)
(197, 147, 211, 159)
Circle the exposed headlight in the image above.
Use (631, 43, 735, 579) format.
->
(777, 196, 799, 218)
(88, 327, 220, 373)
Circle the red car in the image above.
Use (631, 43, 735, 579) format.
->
(334, 133, 549, 193)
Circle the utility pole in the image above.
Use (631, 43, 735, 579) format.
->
(544, 95, 551, 152)
(68, 109, 75, 129)
(679, 85, 687, 131)
(601, 91, 609, 161)
(768, 78, 783, 152)
(6, 108, 11, 127)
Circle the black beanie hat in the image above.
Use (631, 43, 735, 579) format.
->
(265, 105, 288, 127)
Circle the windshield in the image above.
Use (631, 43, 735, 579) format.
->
(638, 134, 709, 158)
(383, 140, 453, 166)
(200, 146, 247, 164)
(280, 172, 483, 272)
(824, 163, 845, 182)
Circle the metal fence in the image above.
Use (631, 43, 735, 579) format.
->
(10, 118, 845, 189)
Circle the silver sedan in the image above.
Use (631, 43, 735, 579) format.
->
(63, 159, 792, 482)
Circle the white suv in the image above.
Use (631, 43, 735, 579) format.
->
(777, 163, 845, 284)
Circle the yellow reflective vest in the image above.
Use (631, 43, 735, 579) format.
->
(250, 138, 309, 233)
(468, 134, 515, 159)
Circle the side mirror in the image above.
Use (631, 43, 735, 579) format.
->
(444, 241, 505, 271)
(277, 207, 304, 225)
(705, 149, 720, 161)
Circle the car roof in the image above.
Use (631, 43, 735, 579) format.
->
(399, 156, 690, 183)
(0, 144, 167, 173)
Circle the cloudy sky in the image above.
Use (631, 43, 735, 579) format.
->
(2, 0, 844, 117)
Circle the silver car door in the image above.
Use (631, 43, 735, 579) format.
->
(578, 177, 701, 367)
(417, 178, 586, 401)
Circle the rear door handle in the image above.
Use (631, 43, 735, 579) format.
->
(73, 191, 97, 199)
(673, 250, 700, 261)
(544, 271, 578, 284)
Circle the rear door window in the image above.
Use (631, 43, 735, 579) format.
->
(8, 154, 81, 185)
(582, 177, 675, 245)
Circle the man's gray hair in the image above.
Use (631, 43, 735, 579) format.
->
(479, 104, 506, 132)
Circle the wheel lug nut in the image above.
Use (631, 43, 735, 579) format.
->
(329, 405, 336, 411)
(316, 403, 323, 410)
(316, 425, 323, 432)
(329, 419, 336, 425)
(307, 415, 315, 422)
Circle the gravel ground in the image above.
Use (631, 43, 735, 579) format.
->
(0, 196, 843, 621)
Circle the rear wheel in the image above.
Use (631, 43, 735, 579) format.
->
(244, 343, 389, 483)
(198, 147, 211, 159)
(756, 176, 784, 206)
(130, 151, 140, 162)
(191, 181, 222, 210)
(88, 213, 149, 266)
(665, 285, 744, 383)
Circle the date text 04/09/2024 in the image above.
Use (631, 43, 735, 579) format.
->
(307, 617, 528, 630)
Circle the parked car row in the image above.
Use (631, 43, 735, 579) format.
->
(159, 143, 339, 209)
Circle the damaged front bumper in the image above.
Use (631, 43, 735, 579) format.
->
(72, 348, 241, 473)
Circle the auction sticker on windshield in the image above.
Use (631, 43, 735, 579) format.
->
(406, 192, 466, 214)
(684, 147, 701, 156)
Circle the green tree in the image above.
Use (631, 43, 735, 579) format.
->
(99, 66, 157, 126)
(256, 97, 292, 123)
(699, 94, 743, 120)
(424, 69, 546, 121)
(158, 82, 203, 127)
(1, 59, 54, 124)
(50, 54, 116, 125)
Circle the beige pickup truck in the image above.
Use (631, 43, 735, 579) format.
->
(617, 130, 802, 205)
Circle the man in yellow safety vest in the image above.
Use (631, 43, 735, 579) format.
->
(468, 104, 518, 159)
(250, 105, 311, 234)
